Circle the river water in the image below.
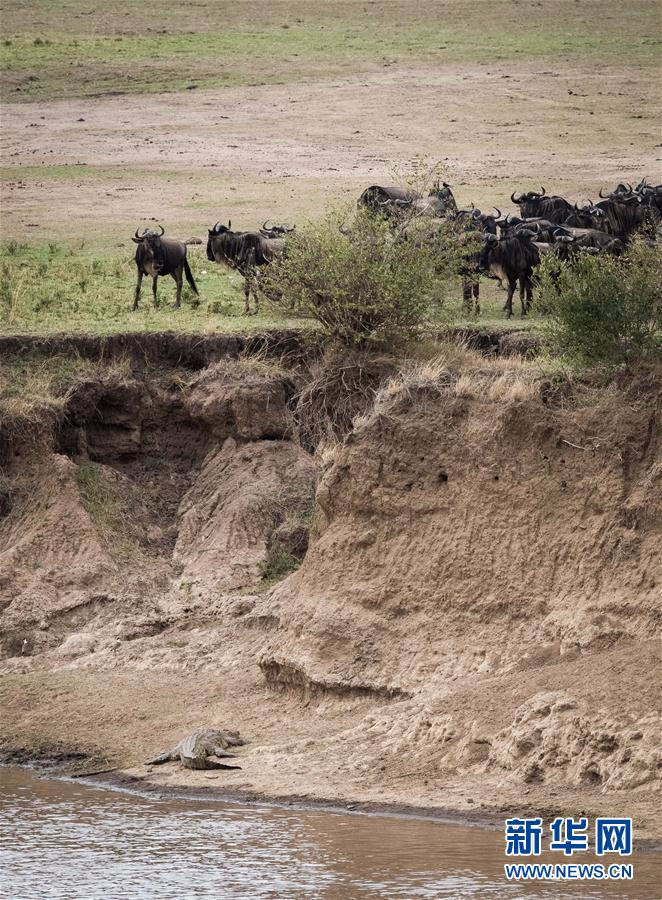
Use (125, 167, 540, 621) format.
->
(0, 767, 659, 899)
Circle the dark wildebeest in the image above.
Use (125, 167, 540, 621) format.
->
(498, 213, 558, 243)
(132, 226, 198, 310)
(477, 231, 541, 318)
(453, 207, 500, 313)
(583, 194, 648, 241)
(511, 187, 573, 224)
(259, 221, 296, 239)
(552, 233, 624, 261)
(552, 226, 625, 253)
(562, 202, 609, 231)
(634, 180, 662, 219)
(359, 181, 457, 219)
(206, 221, 284, 314)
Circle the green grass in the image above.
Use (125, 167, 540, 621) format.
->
(1, 0, 659, 101)
(259, 546, 301, 588)
(0, 238, 547, 338)
(75, 461, 122, 532)
(0, 241, 308, 336)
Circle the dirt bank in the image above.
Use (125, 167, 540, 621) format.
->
(1, 342, 660, 838)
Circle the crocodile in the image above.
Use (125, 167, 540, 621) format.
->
(147, 728, 245, 770)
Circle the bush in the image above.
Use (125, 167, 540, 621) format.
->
(261, 206, 460, 347)
(536, 239, 662, 366)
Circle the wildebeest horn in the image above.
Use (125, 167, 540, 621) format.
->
(156, 224, 165, 236)
(262, 220, 272, 231)
(539, 186, 546, 196)
(599, 188, 608, 198)
(134, 228, 142, 240)
(472, 208, 481, 218)
(493, 208, 501, 219)
(511, 192, 522, 203)
(627, 183, 632, 192)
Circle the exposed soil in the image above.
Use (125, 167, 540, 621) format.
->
(2, 60, 660, 242)
(1, 343, 660, 839)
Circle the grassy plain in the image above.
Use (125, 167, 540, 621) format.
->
(2, 1, 659, 102)
(0, 0, 659, 336)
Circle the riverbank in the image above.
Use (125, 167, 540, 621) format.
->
(1, 337, 660, 845)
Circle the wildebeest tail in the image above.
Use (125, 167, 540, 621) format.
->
(184, 257, 199, 295)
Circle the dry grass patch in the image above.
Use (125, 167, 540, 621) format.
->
(356, 340, 543, 427)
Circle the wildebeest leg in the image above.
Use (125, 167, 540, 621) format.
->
(473, 278, 480, 316)
(152, 276, 158, 308)
(519, 274, 527, 318)
(173, 267, 183, 308)
(462, 278, 472, 313)
(244, 277, 251, 315)
(133, 269, 143, 310)
(505, 278, 516, 318)
(525, 278, 533, 313)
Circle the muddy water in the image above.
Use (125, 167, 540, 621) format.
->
(0, 768, 659, 899)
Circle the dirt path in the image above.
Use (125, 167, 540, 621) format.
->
(2, 61, 659, 241)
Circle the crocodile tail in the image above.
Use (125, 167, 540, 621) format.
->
(146, 750, 176, 765)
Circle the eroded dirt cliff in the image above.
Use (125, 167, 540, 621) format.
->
(0, 344, 660, 837)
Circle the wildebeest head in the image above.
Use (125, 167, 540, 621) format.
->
(510, 187, 573, 223)
(511, 187, 546, 205)
(259, 221, 296, 239)
(455, 207, 499, 235)
(132, 225, 166, 272)
(207, 221, 233, 261)
(563, 202, 607, 229)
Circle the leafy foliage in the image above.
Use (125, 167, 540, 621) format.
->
(262, 205, 463, 347)
(536, 239, 662, 366)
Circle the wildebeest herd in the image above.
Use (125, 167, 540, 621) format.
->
(132, 177, 660, 319)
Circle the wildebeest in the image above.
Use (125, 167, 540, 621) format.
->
(579, 195, 647, 241)
(132, 226, 198, 310)
(511, 187, 573, 224)
(359, 181, 457, 219)
(206, 221, 285, 314)
(562, 202, 609, 231)
(552, 233, 623, 261)
(478, 231, 541, 318)
(259, 221, 296, 239)
(553, 226, 625, 253)
(498, 214, 558, 243)
(453, 208, 500, 313)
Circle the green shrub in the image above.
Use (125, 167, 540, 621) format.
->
(261, 206, 460, 347)
(536, 239, 662, 366)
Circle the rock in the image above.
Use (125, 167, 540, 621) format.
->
(58, 632, 97, 657)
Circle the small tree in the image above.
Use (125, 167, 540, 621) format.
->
(262, 205, 462, 347)
(536, 239, 662, 366)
